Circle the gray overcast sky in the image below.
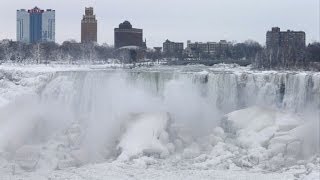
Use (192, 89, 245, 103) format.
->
(0, 0, 319, 47)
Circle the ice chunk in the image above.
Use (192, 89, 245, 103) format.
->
(117, 112, 171, 161)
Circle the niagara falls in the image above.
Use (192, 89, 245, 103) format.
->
(0, 64, 318, 179)
(0, 0, 319, 179)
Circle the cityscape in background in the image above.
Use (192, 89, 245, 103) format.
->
(81, 7, 97, 43)
(0, 6, 318, 70)
(17, 7, 55, 44)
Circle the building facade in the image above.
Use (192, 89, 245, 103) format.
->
(163, 40, 184, 55)
(81, 7, 97, 43)
(266, 27, 306, 49)
(114, 21, 146, 49)
(29, 7, 43, 43)
(186, 40, 231, 57)
(42, 9, 55, 42)
(17, 7, 55, 44)
(17, 9, 30, 43)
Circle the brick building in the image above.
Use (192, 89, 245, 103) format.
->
(114, 21, 146, 49)
(81, 7, 97, 43)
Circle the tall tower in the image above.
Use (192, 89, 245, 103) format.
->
(81, 7, 97, 43)
(28, 7, 44, 43)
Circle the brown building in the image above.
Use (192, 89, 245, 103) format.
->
(81, 7, 97, 43)
(266, 27, 305, 49)
(114, 21, 146, 49)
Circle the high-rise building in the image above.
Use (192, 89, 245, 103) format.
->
(42, 9, 55, 42)
(114, 21, 146, 49)
(29, 7, 43, 43)
(16, 7, 55, 44)
(81, 7, 97, 43)
(17, 9, 30, 43)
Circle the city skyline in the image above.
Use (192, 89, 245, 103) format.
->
(1, 0, 319, 47)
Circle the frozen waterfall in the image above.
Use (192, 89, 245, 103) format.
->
(0, 66, 319, 178)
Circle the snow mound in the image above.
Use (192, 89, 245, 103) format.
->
(220, 106, 319, 172)
(117, 112, 172, 161)
(223, 106, 303, 149)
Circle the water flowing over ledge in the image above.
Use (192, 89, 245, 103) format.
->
(0, 65, 319, 179)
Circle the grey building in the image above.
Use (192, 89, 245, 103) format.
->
(42, 9, 55, 42)
(266, 27, 306, 49)
(163, 40, 184, 55)
(186, 40, 231, 57)
(17, 9, 30, 43)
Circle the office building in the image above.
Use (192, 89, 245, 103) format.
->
(17, 9, 30, 43)
(17, 7, 55, 44)
(266, 27, 305, 49)
(186, 40, 231, 57)
(42, 9, 55, 42)
(163, 40, 184, 54)
(114, 21, 146, 49)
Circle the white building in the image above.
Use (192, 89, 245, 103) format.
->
(16, 9, 30, 43)
(16, 7, 55, 44)
(42, 9, 55, 42)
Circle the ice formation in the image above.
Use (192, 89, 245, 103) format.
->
(0, 64, 319, 179)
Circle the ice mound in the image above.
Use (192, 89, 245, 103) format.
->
(0, 69, 53, 108)
(220, 106, 318, 171)
(117, 112, 172, 161)
(223, 106, 303, 148)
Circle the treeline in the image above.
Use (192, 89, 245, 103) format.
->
(161, 40, 263, 61)
(255, 42, 320, 70)
(0, 39, 319, 70)
(0, 40, 115, 63)
(228, 41, 263, 60)
(306, 42, 320, 62)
